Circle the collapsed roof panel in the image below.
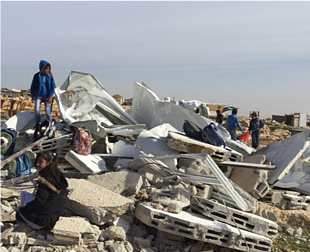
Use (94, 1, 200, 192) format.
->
(130, 82, 230, 140)
(255, 129, 310, 185)
(55, 71, 137, 126)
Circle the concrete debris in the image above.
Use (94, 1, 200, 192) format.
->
(1, 204, 17, 222)
(229, 167, 270, 199)
(135, 203, 272, 252)
(102, 225, 127, 241)
(65, 150, 108, 174)
(190, 197, 278, 239)
(52, 217, 100, 245)
(66, 178, 135, 225)
(150, 186, 191, 208)
(2, 72, 310, 252)
(167, 131, 243, 162)
(87, 171, 143, 196)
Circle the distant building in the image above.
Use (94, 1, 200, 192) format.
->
(272, 115, 286, 124)
(112, 94, 125, 105)
(206, 103, 228, 116)
(123, 98, 133, 106)
(272, 113, 309, 127)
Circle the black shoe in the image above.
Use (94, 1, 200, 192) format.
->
(33, 123, 41, 141)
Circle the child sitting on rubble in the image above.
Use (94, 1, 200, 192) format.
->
(16, 151, 68, 231)
(30, 60, 56, 140)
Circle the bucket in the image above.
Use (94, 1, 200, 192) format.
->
(236, 132, 250, 142)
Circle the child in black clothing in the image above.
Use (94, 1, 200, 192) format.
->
(16, 151, 68, 230)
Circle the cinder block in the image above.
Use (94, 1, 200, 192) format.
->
(283, 194, 306, 203)
(167, 132, 243, 162)
(135, 203, 272, 252)
(302, 203, 310, 211)
(263, 190, 300, 205)
(190, 197, 278, 238)
(32, 134, 73, 153)
(280, 198, 302, 210)
(196, 185, 213, 199)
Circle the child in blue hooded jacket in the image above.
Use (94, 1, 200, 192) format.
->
(30, 60, 55, 140)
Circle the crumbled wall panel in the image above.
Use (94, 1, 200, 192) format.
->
(32, 134, 73, 153)
(190, 197, 278, 238)
(135, 204, 272, 252)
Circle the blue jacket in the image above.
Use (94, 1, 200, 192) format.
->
(30, 60, 55, 99)
(226, 114, 243, 132)
(249, 118, 264, 133)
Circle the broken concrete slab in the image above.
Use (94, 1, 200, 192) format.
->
(65, 150, 108, 174)
(52, 216, 100, 245)
(87, 171, 143, 196)
(66, 178, 135, 225)
(167, 131, 243, 162)
(229, 168, 270, 199)
(190, 196, 278, 238)
(255, 129, 310, 184)
(135, 203, 272, 252)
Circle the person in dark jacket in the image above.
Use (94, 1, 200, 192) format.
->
(248, 112, 264, 149)
(216, 110, 223, 126)
(16, 151, 68, 230)
(30, 60, 55, 140)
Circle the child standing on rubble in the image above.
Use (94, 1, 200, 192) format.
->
(16, 151, 68, 231)
(30, 60, 55, 140)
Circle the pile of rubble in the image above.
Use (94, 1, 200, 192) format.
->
(1, 71, 310, 252)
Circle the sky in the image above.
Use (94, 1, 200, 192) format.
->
(1, 1, 310, 118)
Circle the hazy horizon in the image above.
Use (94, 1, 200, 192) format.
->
(2, 1, 310, 118)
